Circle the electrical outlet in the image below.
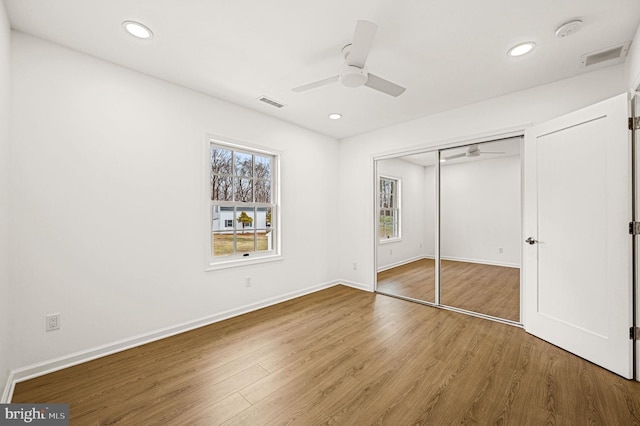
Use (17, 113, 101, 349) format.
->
(389, 249, 393, 255)
(353, 262, 358, 270)
(498, 247, 504, 254)
(245, 277, 252, 288)
(46, 313, 60, 332)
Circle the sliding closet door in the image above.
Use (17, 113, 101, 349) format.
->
(439, 138, 521, 321)
(376, 152, 437, 303)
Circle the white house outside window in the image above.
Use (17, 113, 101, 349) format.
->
(379, 176, 400, 240)
(209, 139, 279, 267)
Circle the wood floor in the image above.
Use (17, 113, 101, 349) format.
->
(377, 259, 520, 321)
(12, 285, 640, 425)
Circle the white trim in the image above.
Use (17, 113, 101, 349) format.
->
(205, 253, 284, 271)
(338, 279, 372, 292)
(377, 255, 430, 272)
(377, 255, 519, 273)
(378, 237, 401, 245)
(1, 372, 15, 404)
(3, 280, 352, 401)
(440, 256, 520, 269)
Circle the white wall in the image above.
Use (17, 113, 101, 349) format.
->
(9, 32, 339, 369)
(626, 23, 640, 90)
(376, 158, 428, 270)
(339, 64, 627, 290)
(440, 155, 521, 267)
(0, 0, 11, 399)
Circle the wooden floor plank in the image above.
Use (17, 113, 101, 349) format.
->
(12, 285, 640, 425)
(377, 258, 520, 321)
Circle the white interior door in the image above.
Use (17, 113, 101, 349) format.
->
(523, 93, 633, 379)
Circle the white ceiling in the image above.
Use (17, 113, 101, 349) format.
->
(4, 0, 640, 139)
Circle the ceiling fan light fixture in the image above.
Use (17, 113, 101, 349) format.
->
(328, 113, 342, 120)
(123, 21, 153, 39)
(339, 65, 368, 88)
(508, 42, 535, 57)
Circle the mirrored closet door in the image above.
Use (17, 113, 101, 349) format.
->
(375, 137, 522, 323)
(439, 138, 521, 321)
(376, 152, 437, 304)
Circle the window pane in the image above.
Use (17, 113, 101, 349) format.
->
(212, 175, 232, 201)
(212, 232, 234, 257)
(381, 193, 389, 208)
(211, 147, 232, 175)
(255, 180, 271, 203)
(257, 230, 272, 252)
(380, 210, 390, 238)
(236, 207, 255, 230)
(234, 151, 253, 177)
(212, 205, 221, 231)
(257, 207, 273, 229)
(235, 178, 253, 202)
(255, 155, 271, 179)
(256, 207, 273, 253)
(236, 232, 255, 253)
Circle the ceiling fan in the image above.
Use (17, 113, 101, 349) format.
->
(443, 145, 506, 161)
(292, 20, 406, 97)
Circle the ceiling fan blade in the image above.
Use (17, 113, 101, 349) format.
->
(292, 75, 339, 92)
(364, 74, 406, 97)
(346, 20, 378, 68)
(480, 151, 506, 155)
(444, 153, 466, 160)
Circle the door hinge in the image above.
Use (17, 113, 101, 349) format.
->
(630, 222, 640, 235)
(630, 117, 640, 130)
(631, 327, 640, 340)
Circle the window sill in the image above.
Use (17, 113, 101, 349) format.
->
(206, 253, 283, 271)
(379, 238, 402, 244)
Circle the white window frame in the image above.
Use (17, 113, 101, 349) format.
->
(205, 135, 281, 270)
(379, 175, 401, 242)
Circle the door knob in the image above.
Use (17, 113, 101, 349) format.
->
(525, 237, 538, 245)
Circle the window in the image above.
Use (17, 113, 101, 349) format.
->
(209, 138, 279, 267)
(379, 176, 400, 240)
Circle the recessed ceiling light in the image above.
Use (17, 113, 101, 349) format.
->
(328, 113, 342, 120)
(508, 42, 535, 57)
(123, 21, 153, 39)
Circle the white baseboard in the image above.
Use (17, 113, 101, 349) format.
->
(338, 279, 372, 292)
(377, 255, 430, 272)
(378, 255, 519, 272)
(2, 279, 352, 403)
(1, 371, 15, 404)
(441, 256, 519, 268)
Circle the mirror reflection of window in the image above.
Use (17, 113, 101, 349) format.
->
(376, 152, 437, 303)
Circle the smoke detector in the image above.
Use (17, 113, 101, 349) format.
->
(555, 20, 583, 38)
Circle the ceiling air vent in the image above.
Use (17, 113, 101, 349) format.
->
(257, 96, 286, 109)
(581, 41, 631, 68)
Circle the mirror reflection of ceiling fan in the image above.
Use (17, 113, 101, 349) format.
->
(292, 20, 406, 97)
(443, 145, 506, 161)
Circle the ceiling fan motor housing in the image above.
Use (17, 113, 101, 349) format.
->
(339, 64, 368, 88)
